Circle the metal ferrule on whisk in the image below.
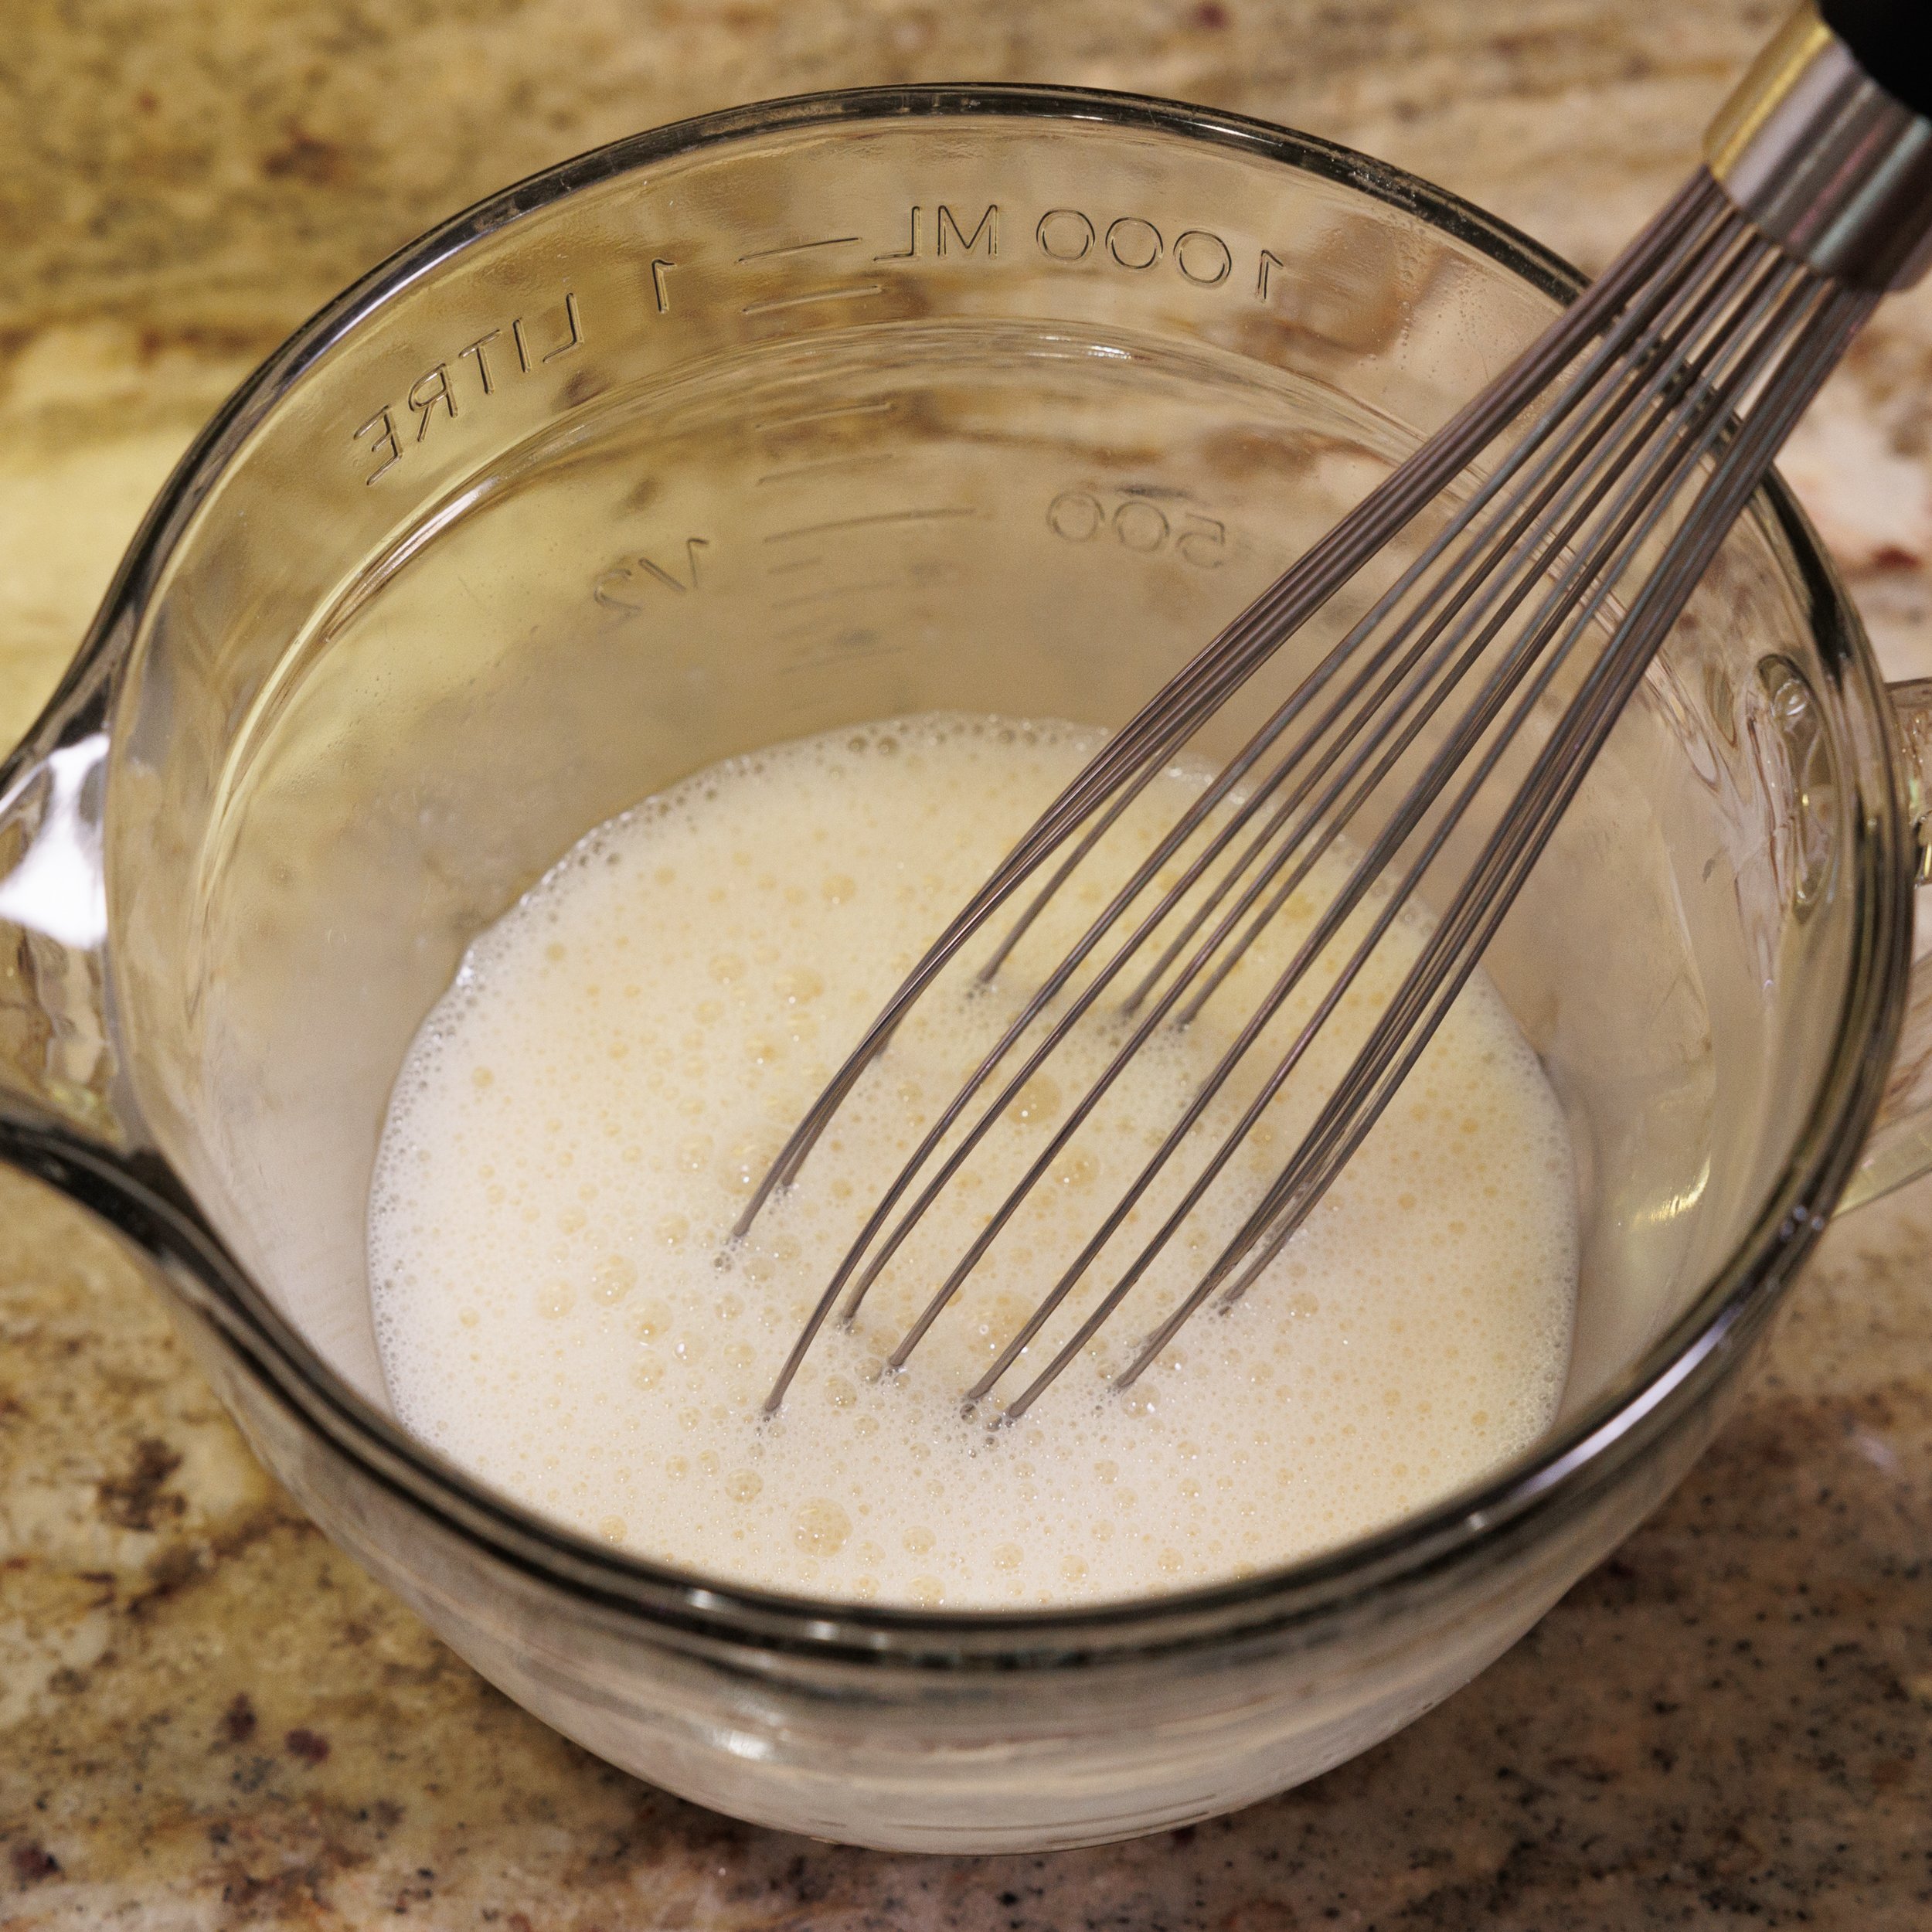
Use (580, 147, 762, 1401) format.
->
(1706, 0, 1932, 290)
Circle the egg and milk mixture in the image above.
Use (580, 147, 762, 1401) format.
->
(369, 715, 1577, 1606)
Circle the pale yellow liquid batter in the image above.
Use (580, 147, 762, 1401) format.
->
(369, 715, 1577, 1607)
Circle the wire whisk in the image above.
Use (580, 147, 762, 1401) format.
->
(739, 0, 1932, 1421)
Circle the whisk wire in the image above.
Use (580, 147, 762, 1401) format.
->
(995, 270, 1832, 1418)
(744, 141, 1886, 1422)
(888, 210, 1803, 1400)
(739, 174, 1724, 1244)
(1148, 222, 1791, 1025)
(983, 248, 1840, 1420)
(759, 185, 1747, 1398)
(976, 182, 1743, 996)
(1103, 277, 1876, 1406)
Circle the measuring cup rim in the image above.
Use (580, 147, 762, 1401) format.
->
(11, 83, 1911, 1662)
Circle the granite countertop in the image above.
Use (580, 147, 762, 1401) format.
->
(3, 1, 1930, 1924)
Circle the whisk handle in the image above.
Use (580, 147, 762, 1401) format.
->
(1817, 0, 1932, 121)
(1707, 0, 1932, 289)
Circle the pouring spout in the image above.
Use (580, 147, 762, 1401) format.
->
(0, 727, 130, 1149)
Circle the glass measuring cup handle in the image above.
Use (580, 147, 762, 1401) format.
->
(0, 635, 129, 1155)
(1841, 675, 1932, 1210)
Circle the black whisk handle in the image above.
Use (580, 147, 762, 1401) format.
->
(1818, 0, 1932, 121)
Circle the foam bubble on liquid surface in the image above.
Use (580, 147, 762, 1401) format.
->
(369, 714, 1579, 1607)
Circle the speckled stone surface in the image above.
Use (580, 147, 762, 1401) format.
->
(2, 2, 1930, 1924)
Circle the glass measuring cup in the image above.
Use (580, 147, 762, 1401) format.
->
(4, 85, 1932, 1854)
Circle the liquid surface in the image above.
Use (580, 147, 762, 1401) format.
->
(370, 716, 1577, 1607)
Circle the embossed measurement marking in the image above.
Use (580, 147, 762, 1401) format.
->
(752, 399, 898, 437)
(755, 451, 900, 485)
(761, 505, 978, 544)
(593, 536, 710, 611)
(342, 188, 1382, 498)
(737, 235, 862, 263)
(873, 204, 1000, 261)
(738, 199, 1253, 296)
(740, 283, 886, 318)
(352, 288, 588, 486)
(1036, 209, 1243, 287)
(1046, 489, 1228, 566)
(763, 197, 1348, 308)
